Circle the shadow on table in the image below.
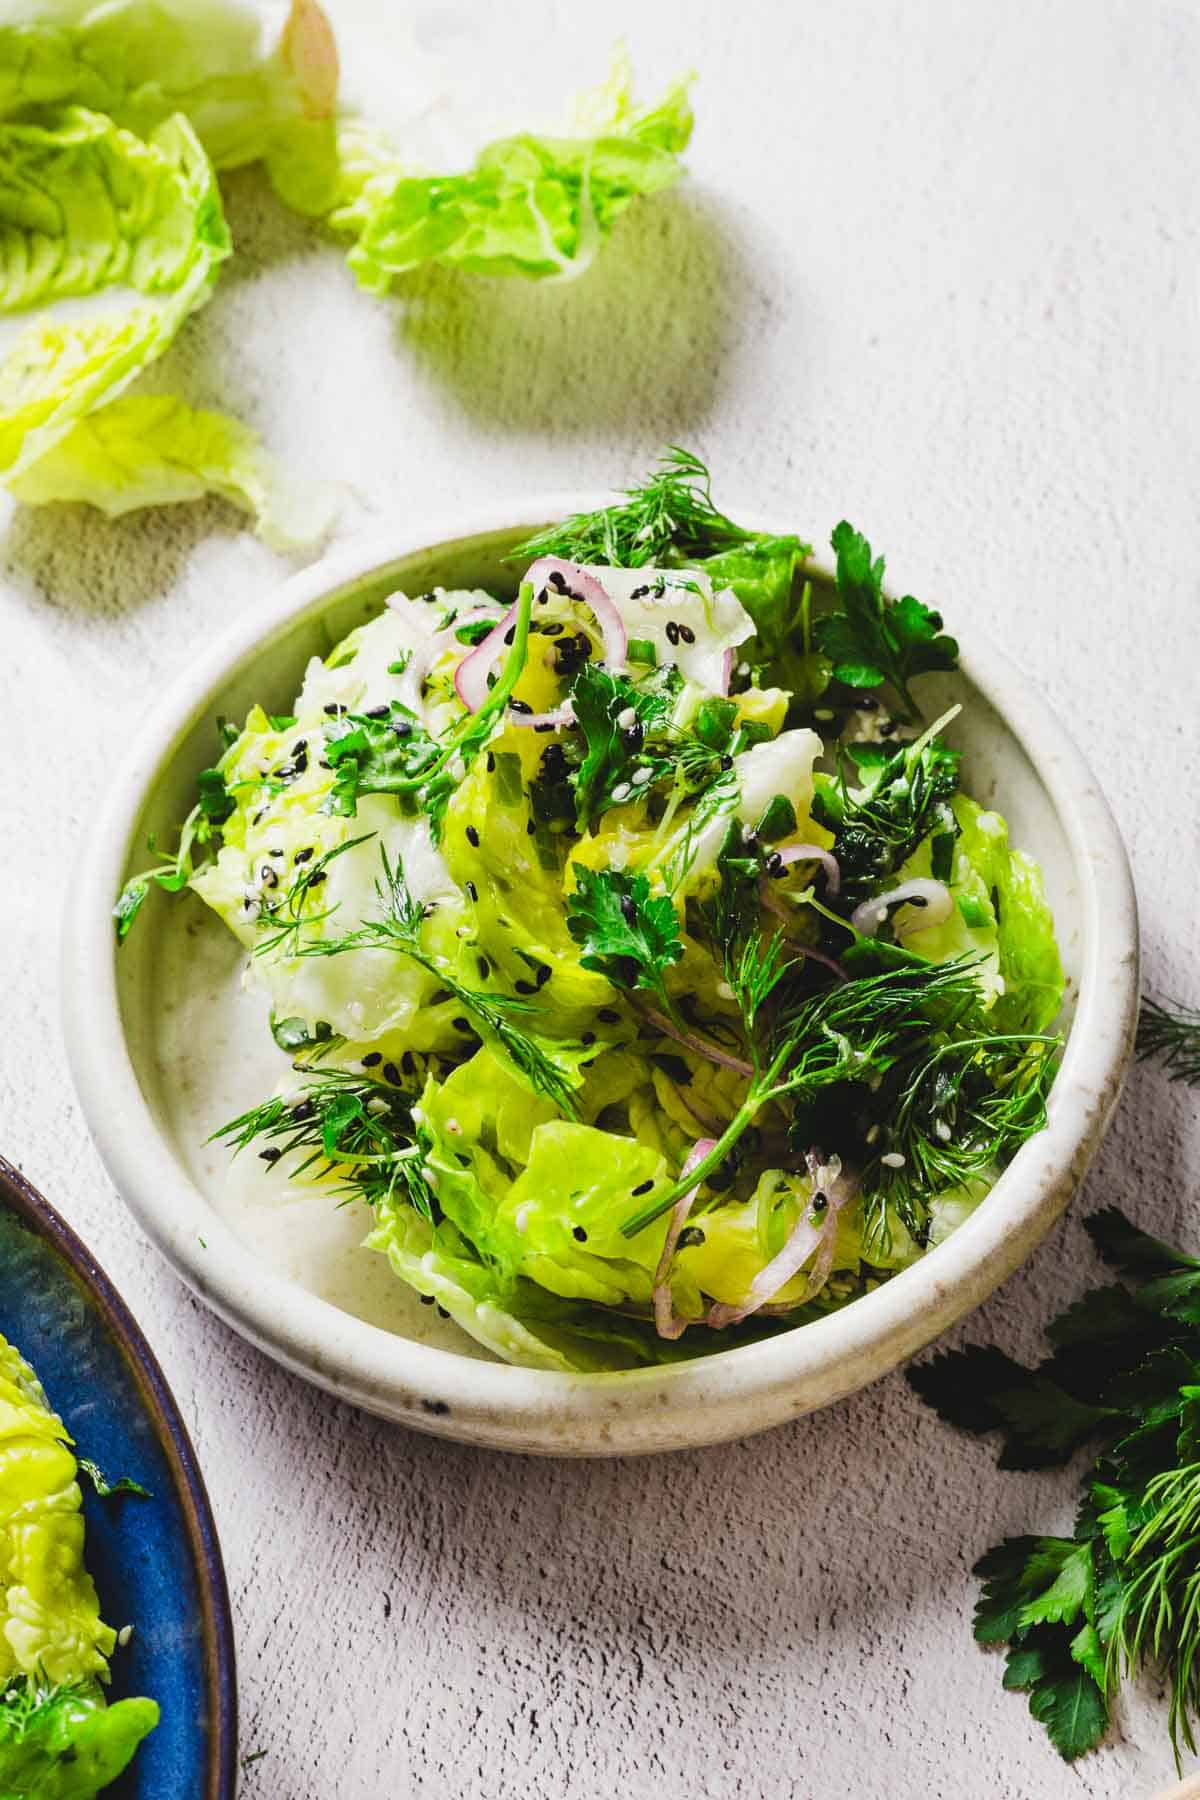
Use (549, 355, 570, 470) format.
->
(389, 188, 755, 441)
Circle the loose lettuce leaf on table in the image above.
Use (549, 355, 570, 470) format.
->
(329, 54, 694, 289)
(0, 0, 340, 214)
(0, 107, 229, 481)
(9, 393, 336, 549)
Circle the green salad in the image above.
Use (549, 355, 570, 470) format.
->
(120, 450, 1064, 1371)
(0, 1331, 157, 1798)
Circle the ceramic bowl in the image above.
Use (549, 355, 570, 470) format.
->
(63, 499, 1139, 1456)
(0, 1155, 236, 1795)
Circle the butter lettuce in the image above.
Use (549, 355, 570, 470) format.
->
(330, 55, 694, 290)
(0, 1330, 157, 1797)
(0, 0, 340, 213)
(0, 106, 229, 480)
(8, 392, 334, 547)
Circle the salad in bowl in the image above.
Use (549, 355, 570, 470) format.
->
(118, 451, 1064, 1374)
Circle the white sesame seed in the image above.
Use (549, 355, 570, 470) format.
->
(367, 1097, 390, 1115)
(865, 1124, 881, 1145)
(934, 1119, 952, 1142)
(881, 1151, 906, 1169)
(616, 706, 638, 730)
(632, 767, 653, 786)
(737, 661, 750, 676)
(455, 924, 472, 938)
(515, 1203, 530, 1234)
(611, 782, 632, 802)
(814, 708, 835, 721)
(716, 981, 735, 1000)
(117, 1625, 133, 1648)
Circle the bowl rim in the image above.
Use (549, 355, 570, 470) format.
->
(62, 495, 1140, 1455)
(0, 1153, 238, 1795)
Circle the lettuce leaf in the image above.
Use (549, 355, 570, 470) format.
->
(0, 107, 229, 481)
(8, 392, 336, 548)
(0, 1681, 159, 1800)
(330, 56, 694, 290)
(0, 0, 340, 214)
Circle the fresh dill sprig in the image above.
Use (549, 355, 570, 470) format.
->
(253, 833, 376, 959)
(622, 956, 993, 1236)
(1137, 996, 1200, 1086)
(212, 1064, 434, 1219)
(513, 447, 755, 570)
(861, 1032, 1059, 1247)
(289, 848, 582, 1117)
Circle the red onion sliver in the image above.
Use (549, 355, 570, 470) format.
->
(758, 886, 849, 980)
(652, 1138, 716, 1342)
(769, 843, 841, 895)
(850, 878, 954, 939)
(719, 648, 734, 695)
(524, 557, 628, 674)
(452, 601, 519, 712)
(644, 1007, 754, 1079)
(708, 1152, 852, 1326)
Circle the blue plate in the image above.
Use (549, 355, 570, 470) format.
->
(0, 1155, 237, 1798)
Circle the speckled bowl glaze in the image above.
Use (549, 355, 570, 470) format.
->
(63, 500, 1139, 1457)
(0, 1156, 236, 1795)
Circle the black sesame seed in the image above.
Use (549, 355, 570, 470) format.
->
(477, 956, 490, 979)
(580, 1031, 596, 1046)
(535, 721, 555, 733)
(665, 620, 681, 646)
(535, 964, 552, 988)
(290, 1100, 314, 1122)
(515, 980, 537, 996)
(466, 826, 480, 847)
(509, 698, 533, 715)
(620, 894, 638, 925)
(719, 754, 734, 771)
(392, 719, 413, 739)
(486, 752, 496, 772)
(812, 1192, 828, 1212)
(307, 870, 327, 887)
(629, 585, 650, 600)
(259, 1147, 282, 1164)
(548, 569, 568, 592)
(541, 622, 564, 636)
(259, 864, 279, 888)
(452, 1016, 473, 1033)
(294, 847, 314, 864)
(677, 623, 696, 645)
(323, 702, 343, 716)
(420, 1293, 435, 1306)
(383, 1062, 402, 1086)
(526, 820, 536, 835)
(362, 1051, 382, 1067)
(631, 1179, 654, 1197)
(676, 1226, 706, 1251)
(503, 626, 515, 646)
(436, 1305, 450, 1319)
(465, 880, 478, 902)
(364, 704, 390, 719)
(269, 848, 285, 857)
(572, 1226, 588, 1242)
(401, 1052, 417, 1076)
(597, 1009, 620, 1024)
(879, 719, 898, 739)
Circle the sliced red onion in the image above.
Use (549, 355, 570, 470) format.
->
(452, 600, 519, 712)
(653, 1138, 716, 1342)
(768, 843, 841, 895)
(851, 878, 954, 940)
(758, 887, 849, 980)
(525, 557, 628, 673)
(719, 648, 734, 695)
(644, 1007, 753, 1079)
(708, 1151, 853, 1326)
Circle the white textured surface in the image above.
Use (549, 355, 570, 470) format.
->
(1, 1, 1198, 1793)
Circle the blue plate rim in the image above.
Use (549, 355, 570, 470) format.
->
(0, 1152, 238, 1799)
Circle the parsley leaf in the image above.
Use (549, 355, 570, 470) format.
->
(323, 704, 438, 816)
(813, 522, 958, 720)
(566, 866, 684, 1010)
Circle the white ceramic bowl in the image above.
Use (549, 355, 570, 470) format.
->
(64, 499, 1139, 1456)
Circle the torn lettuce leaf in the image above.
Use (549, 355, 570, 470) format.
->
(329, 53, 694, 289)
(8, 392, 336, 548)
(0, 107, 229, 481)
(0, 0, 340, 214)
(0, 1681, 159, 1800)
